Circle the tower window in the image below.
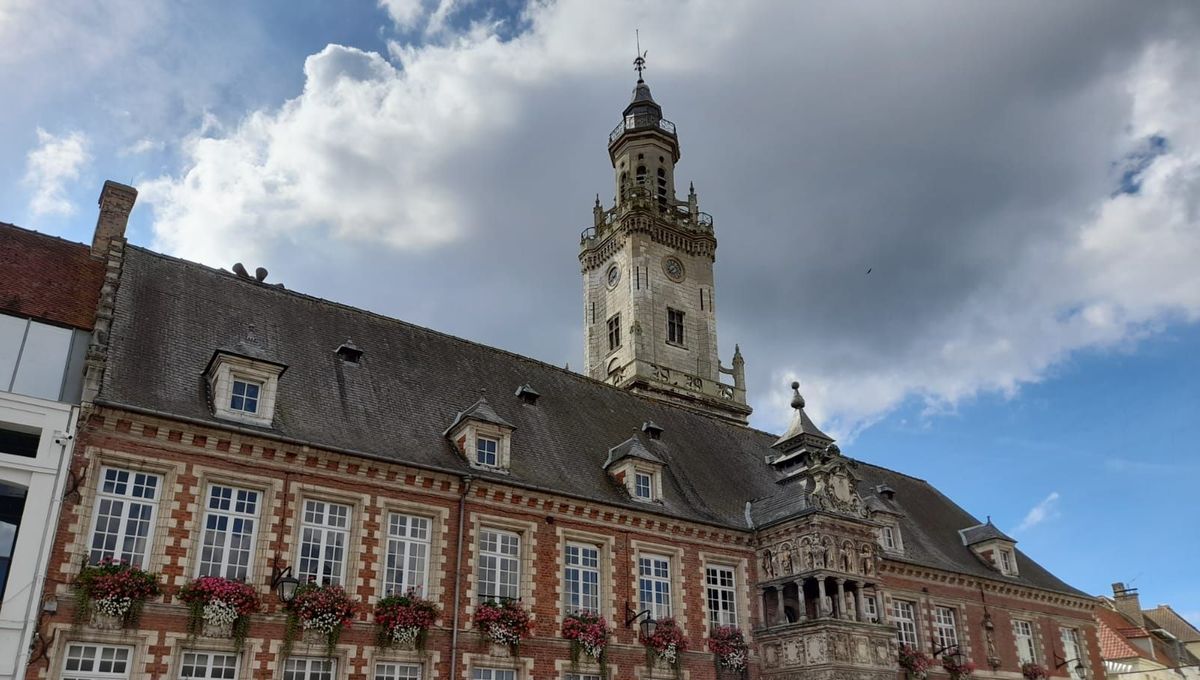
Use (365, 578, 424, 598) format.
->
(667, 308, 685, 346)
(607, 314, 621, 351)
(636, 165, 647, 186)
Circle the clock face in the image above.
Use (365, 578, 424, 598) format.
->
(606, 265, 621, 288)
(663, 257, 685, 282)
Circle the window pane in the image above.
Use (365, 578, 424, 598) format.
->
(10, 320, 72, 400)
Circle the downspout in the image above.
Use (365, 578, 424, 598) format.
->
(450, 474, 474, 680)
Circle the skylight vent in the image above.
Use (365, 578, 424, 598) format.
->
(875, 484, 895, 500)
(641, 421, 663, 440)
(515, 384, 541, 405)
(335, 340, 363, 364)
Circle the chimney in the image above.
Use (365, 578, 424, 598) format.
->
(92, 180, 137, 257)
(1112, 582, 1143, 623)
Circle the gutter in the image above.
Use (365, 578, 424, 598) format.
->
(449, 475, 473, 680)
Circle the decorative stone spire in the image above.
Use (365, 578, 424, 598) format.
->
(772, 381, 833, 452)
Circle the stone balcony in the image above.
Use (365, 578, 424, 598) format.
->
(755, 617, 899, 680)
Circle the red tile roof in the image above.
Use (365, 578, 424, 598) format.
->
(0, 222, 104, 330)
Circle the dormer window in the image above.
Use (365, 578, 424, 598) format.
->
(205, 350, 287, 427)
(230, 378, 261, 414)
(999, 549, 1014, 573)
(634, 472, 654, 500)
(882, 526, 897, 550)
(443, 396, 516, 473)
(603, 435, 665, 503)
(476, 436, 499, 467)
(959, 518, 1019, 576)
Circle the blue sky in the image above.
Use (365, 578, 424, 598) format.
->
(3, 1, 1199, 625)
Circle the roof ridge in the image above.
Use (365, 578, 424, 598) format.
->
(1, 221, 92, 251)
(125, 244, 777, 432)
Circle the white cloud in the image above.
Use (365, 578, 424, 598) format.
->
(119, 138, 165, 156)
(1015, 492, 1061, 533)
(23, 128, 90, 216)
(139, 2, 1200, 439)
(379, 0, 425, 30)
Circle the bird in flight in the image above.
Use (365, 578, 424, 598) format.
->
(866, 268, 872, 274)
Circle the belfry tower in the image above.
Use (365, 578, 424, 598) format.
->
(580, 55, 751, 425)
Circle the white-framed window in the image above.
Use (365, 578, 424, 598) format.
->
(478, 528, 520, 601)
(638, 554, 672, 619)
(384, 513, 430, 596)
(284, 657, 336, 680)
(476, 437, 499, 467)
(565, 675, 601, 680)
(88, 466, 162, 568)
(472, 668, 515, 680)
(1014, 619, 1037, 663)
(864, 593, 879, 622)
(197, 484, 260, 580)
(1060, 627, 1085, 680)
(61, 643, 132, 680)
(634, 472, 653, 501)
(297, 499, 350, 586)
(564, 543, 600, 613)
(999, 549, 1014, 574)
(229, 377, 261, 414)
(891, 599, 919, 647)
(705, 565, 738, 627)
(375, 662, 422, 680)
(179, 651, 239, 679)
(881, 526, 898, 551)
(933, 606, 959, 652)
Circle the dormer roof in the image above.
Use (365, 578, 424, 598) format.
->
(960, 518, 1016, 546)
(442, 395, 515, 436)
(603, 434, 665, 470)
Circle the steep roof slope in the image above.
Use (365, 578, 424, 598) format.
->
(0, 222, 104, 329)
(100, 245, 1087, 597)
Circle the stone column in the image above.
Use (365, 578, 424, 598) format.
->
(835, 578, 846, 620)
(817, 578, 829, 617)
(794, 579, 808, 622)
(854, 581, 866, 622)
(775, 586, 786, 626)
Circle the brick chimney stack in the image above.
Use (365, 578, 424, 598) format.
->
(1112, 582, 1144, 623)
(92, 180, 137, 257)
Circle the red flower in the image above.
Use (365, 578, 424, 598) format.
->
(178, 576, 261, 617)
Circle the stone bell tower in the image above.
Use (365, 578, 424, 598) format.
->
(579, 55, 751, 425)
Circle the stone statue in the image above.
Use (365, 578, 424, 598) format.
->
(762, 549, 775, 578)
(781, 548, 794, 575)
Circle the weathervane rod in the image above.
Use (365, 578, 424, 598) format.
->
(634, 29, 647, 81)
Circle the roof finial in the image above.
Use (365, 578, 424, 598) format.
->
(633, 29, 647, 82)
(790, 381, 805, 410)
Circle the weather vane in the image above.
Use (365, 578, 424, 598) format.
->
(633, 29, 647, 81)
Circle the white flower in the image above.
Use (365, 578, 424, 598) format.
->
(94, 596, 132, 619)
(203, 600, 240, 626)
(391, 626, 420, 645)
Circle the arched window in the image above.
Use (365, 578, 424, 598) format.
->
(656, 167, 668, 206)
(636, 165, 647, 186)
(0, 481, 28, 606)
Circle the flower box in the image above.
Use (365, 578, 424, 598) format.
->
(284, 584, 360, 658)
(375, 590, 439, 652)
(562, 611, 611, 674)
(179, 576, 261, 651)
(74, 558, 161, 629)
(475, 599, 533, 656)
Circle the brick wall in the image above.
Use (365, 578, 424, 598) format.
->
(27, 406, 1102, 680)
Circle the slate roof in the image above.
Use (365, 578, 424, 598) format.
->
(0, 222, 105, 330)
(443, 396, 515, 434)
(99, 245, 1088, 598)
(603, 434, 666, 469)
(1142, 605, 1200, 643)
(960, 519, 1016, 546)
